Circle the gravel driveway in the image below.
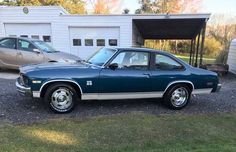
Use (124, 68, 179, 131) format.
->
(0, 72, 236, 124)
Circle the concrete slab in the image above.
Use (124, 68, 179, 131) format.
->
(0, 70, 19, 80)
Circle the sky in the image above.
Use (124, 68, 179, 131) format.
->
(121, 0, 236, 15)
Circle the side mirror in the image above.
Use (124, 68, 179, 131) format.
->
(109, 63, 118, 70)
(33, 48, 41, 54)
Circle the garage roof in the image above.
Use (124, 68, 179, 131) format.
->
(133, 14, 210, 40)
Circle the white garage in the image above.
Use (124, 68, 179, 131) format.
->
(227, 39, 236, 74)
(4, 23, 52, 43)
(0, 6, 210, 62)
(69, 27, 120, 59)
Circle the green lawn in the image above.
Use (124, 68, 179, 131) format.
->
(1, 112, 236, 152)
(175, 54, 216, 64)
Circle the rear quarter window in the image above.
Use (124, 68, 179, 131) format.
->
(155, 54, 184, 70)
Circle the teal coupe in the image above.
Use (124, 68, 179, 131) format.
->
(16, 48, 221, 113)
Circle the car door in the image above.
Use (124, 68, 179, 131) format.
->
(0, 38, 19, 68)
(17, 39, 45, 65)
(99, 50, 152, 97)
(150, 53, 186, 92)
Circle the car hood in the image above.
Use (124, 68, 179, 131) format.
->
(45, 51, 81, 62)
(20, 61, 97, 74)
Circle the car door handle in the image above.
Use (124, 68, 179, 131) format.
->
(143, 73, 150, 78)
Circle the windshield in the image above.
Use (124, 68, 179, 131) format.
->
(33, 40, 58, 53)
(87, 48, 116, 66)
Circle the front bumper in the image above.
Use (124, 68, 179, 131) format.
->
(215, 83, 222, 92)
(16, 78, 32, 97)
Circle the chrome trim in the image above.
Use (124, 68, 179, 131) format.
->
(215, 84, 222, 92)
(50, 88, 73, 110)
(82, 92, 163, 100)
(192, 88, 213, 94)
(32, 91, 40, 98)
(15, 79, 32, 96)
(164, 80, 195, 94)
(101, 48, 119, 68)
(39, 79, 83, 97)
(171, 87, 188, 107)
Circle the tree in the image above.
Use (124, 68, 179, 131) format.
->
(204, 37, 222, 56)
(0, 0, 86, 14)
(89, 0, 122, 14)
(207, 14, 236, 52)
(135, 0, 202, 14)
(122, 8, 130, 14)
(135, 0, 153, 14)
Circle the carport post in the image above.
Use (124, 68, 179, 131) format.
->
(199, 22, 206, 66)
(189, 39, 194, 65)
(195, 33, 201, 67)
(192, 39, 196, 66)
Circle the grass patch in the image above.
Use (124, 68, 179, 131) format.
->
(1, 112, 236, 152)
(175, 54, 216, 64)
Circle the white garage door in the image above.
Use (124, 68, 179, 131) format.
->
(4, 23, 52, 43)
(69, 27, 120, 59)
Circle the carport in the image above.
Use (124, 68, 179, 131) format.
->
(132, 14, 210, 67)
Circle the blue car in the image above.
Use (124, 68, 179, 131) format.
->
(16, 48, 221, 113)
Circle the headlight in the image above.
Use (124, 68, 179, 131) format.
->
(19, 73, 29, 86)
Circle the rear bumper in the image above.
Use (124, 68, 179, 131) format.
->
(15, 78, 32, 97)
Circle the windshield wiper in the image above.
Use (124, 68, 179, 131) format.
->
(43, 49, 59, 53)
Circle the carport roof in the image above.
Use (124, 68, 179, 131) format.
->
(133, 14, 210, 40)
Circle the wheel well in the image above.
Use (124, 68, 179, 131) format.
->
(40, 81, 82, 99)
(164, 82, 194, 95)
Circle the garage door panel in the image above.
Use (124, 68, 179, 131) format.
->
(4, 23, 51, 41)
(69, 27, 120, 59)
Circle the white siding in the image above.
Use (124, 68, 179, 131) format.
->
(0, 6, 64, 48)
(4, 23, 51, 40)
(227, 39, 236, 74)
(56, 15, 132, 52)
(0, 6, 211, 58)
(132, 23, 144, 47)
(0, 6, 133, 56)
(69, 27, 120, 58)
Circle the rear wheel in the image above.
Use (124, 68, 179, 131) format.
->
(163, 84, 191, 110)
(44, 83, 79, 113)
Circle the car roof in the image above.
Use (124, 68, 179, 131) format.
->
(113, 47, 189, 66)
(1, 36, 41, 42)
(115, 47, 173, 56)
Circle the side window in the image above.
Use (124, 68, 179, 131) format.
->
(155, 54, 183, 70)
(111, 51, 149, 70)
(18, 39, 37, 52)
(0, 38, 16, 49)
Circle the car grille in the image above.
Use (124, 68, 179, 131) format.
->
(19, 73, 29, 86)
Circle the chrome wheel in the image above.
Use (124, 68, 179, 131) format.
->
(50, 88, 73, 111)
(171, 87, 188, 107)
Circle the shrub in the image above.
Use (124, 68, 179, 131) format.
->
(215, 50, 229, 64)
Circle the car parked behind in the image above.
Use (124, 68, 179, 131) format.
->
(0, 37, 80, 70)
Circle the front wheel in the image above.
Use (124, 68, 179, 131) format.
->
(44, 83, 78, 113)
(163, 84, 191, 110)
